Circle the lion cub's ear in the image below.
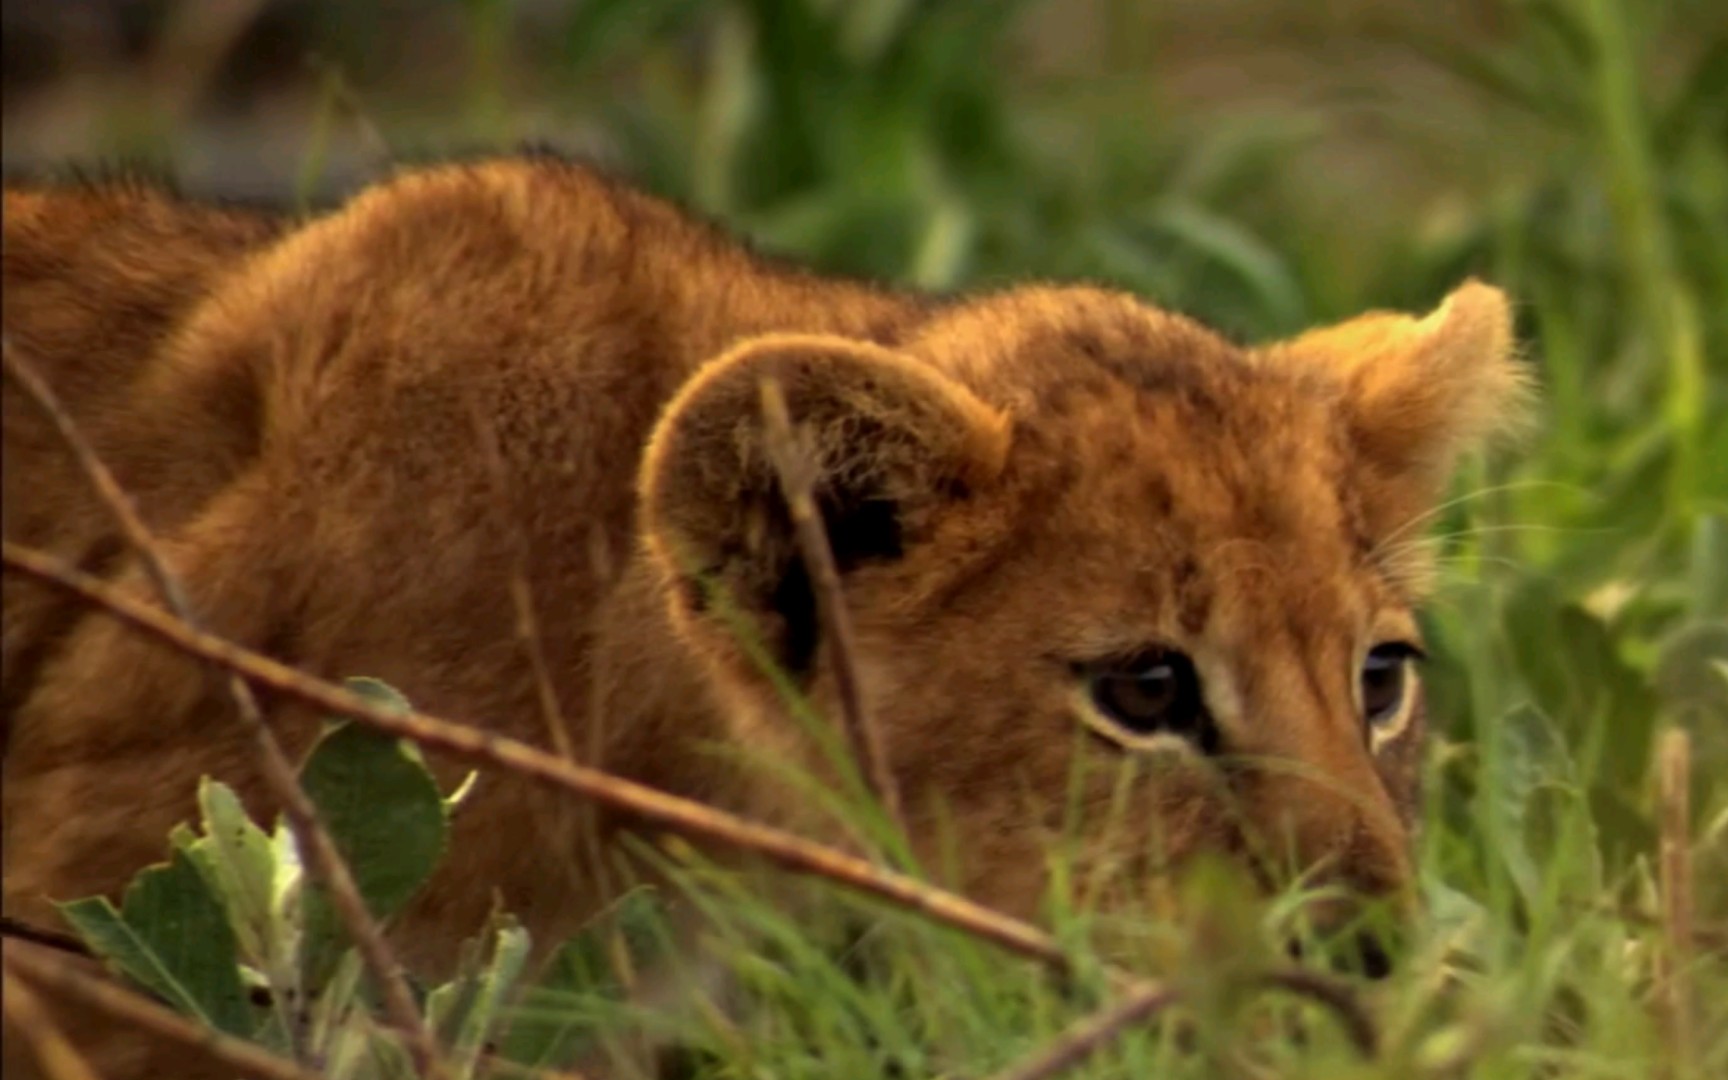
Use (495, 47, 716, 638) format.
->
(640, 333, 1011, 674)
(1266, 280, 1533, 535)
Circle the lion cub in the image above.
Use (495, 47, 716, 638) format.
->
(4, 157, 1524, 1070)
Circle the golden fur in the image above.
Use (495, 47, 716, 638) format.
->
(2, 156, 1528, 1077)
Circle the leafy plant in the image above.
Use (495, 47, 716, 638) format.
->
(60, 678, 665, 1080)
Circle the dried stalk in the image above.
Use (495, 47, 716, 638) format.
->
(1, 345, 443, 1078)
(758, 377, 906, 835)
(3, 539, 1070, 976)
(982, 964, 1378, 1080)
(1, 964, 103, 1080)
(1656, 727, 1695, 1075)
(3, 940, 325, 1080)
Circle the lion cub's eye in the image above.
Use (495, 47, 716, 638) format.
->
(1361, 642, 1423, 728)
(1082, 650, 1217, 753)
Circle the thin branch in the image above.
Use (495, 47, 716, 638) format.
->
(1, 965, 103, 1080)
(758, 377, 905, 835)
(1, 340, 191, 614)
(1656, 727, 1695, 1075)
(0, 916, 92, 959)
(2, 539, 1072, 977)
(1, 344, 443, 1078)
(982, 964, 1377, 1080)
(983, 980, 1182, 1080)
(3, 940, 325, 1080)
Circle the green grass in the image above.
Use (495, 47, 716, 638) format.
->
(24, 0, 1726, 1076)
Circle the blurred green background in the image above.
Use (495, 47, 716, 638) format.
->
(4, 0, 1724, 1073)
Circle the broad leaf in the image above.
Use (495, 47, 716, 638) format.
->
(298, 679, 447, 991)
(59, 842, 253, 1036)
(183, 778, 278, 967)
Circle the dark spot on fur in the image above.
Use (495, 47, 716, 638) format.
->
(1044, 380, 1076, 418)
(1177, 384, 1228, 429)
(259, 614, 303, 665)
(1143, 473, 1173, 516)
(864, 314, 910, 347)
(1064, 326, 1107, 363)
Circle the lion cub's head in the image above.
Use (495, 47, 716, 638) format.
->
(637, 281, 1527, 950)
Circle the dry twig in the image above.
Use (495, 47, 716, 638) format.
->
(2, 539, 1070, 976)
(983, 979, 1182, 1080)
(0, 915, 90, 958)
(3, 940, 325, 1080)
(1656, 727, 1695, 1074)
(982, 965, 1378, 1080)
(1, 345, 443, 1078)
(758, 377, 906, 835)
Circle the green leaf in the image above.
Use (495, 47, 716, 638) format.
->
(182, 777, 305, 1049)
(323, 1001, 418, 1080)
(1484, 704, 1553, 905)
(298, 678, 446, 992)
(1685, 514, 1727, 619)
(182, 778, 278, 967)
(1502, 576, 1657, 795)
(307, 949, 366, 1059)
(427, 914, 533, 1080)
(59, 844, 253, 1036)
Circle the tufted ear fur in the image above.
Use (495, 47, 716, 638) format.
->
(1265, 279, 1533, 540)
(639, 333, 1011, 676)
